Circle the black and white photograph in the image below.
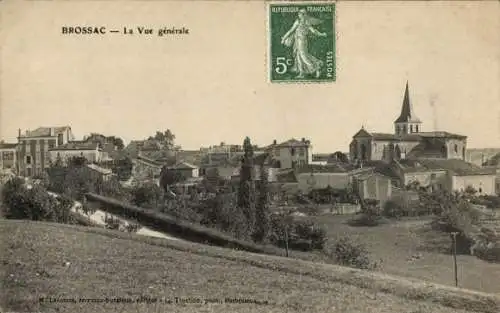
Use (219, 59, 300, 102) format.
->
(1, 1, 499, 313)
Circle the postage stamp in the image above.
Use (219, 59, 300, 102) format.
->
(269, 2, 336, 83)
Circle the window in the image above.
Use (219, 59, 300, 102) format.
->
(290, 148, 296, 156)
(57, 133, 64, 145)
(299, 147, 305, 157)
(402, 125, 407, 134)
(26, 155, 32, 164)
(454, 144, 458, 153)
(275, 148, 280, 157)
(416, 125, 419, 132)
(2, 152, 13, 160)
(410, 125, 413, 133)
(27, 168, 32, 176)
(48, 140, 56, 149)
(396, 126, 400, 134)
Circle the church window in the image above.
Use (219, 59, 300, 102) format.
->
(395, 144, 401, 159)
(360, 144, 367, 161)
(441, 145, 447, 157)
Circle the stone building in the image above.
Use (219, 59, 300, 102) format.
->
(0, 142, 17, 171)
(17, 126, 74, 177)
(349, 82, 467, 163)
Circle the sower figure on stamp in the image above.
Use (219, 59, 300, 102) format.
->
(280, 9, 327, 79)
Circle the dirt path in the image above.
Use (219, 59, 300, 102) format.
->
(46, 191, 181, 241)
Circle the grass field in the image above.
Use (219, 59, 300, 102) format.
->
(309, 215, 500, 294)
(2, 220, 500, 313)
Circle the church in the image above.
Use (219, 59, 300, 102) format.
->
(349, 82, 467, 163)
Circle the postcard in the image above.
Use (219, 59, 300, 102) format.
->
(1, 1, 500, 313)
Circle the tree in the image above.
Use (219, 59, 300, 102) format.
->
(84, 133, 125, 150)
(99, 176, 131, 202)
(237, 137, 257, 233)
(112, 157, 133, 180)
(159, 167, 185, 191)
(253, 166, 271, 243)
(107, 136, 124, 150)
(131, 183, 164, 209)
(200, 191, 251, 240)
(1, 178, 74, 224)
(148, 129, 176, 149)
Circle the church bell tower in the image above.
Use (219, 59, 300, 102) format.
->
(394, 81, 422, 135)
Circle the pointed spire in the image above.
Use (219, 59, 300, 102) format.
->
(395, 81, 421, 123)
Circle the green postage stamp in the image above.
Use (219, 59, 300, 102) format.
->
(269, 2, 336, 83)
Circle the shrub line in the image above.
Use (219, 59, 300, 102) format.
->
(3, 219, 499, 313)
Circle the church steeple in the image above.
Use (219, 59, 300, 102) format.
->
(394, 81, 422, 135)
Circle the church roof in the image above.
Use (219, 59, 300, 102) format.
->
(352, 127, 372, 138)
(394, 81, 421, 124)
(356, 131, 466, 142)
(371, 133, 422, 141)
(418, 131, 467, 139)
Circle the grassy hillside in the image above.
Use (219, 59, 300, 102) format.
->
(310, 215, 500, 294)
(2, 220, 499, 313)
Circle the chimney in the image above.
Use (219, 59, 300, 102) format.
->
(273, 139, 277, 145)
(18, 128, 21, 138)
(301, 137, 305, 142)
(49, 127, 54, 136)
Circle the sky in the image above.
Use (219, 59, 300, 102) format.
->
(1, 1, 499, 153)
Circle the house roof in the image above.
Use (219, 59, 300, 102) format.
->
(394, 81, 421, 123)
(276, 170, 298, 183)
(226, 151, 269, 166)
(362, 160, 401, 178)
(406, 159, 496, 176)
(405, 141, 447, 159)
(19, 126, 71, 138)
(296, 162, 356, 174)
(172, 161, 198, 169)
(0, 143, 17, 149)
(265, 138, 311, 149)
(49, 141, 99, 151)
(135, 155, 164, 168)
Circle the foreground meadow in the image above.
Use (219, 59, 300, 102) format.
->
(2, 220, 498, 313)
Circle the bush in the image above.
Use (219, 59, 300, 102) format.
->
(124, 222, 141, 233)
(268, 215, 327, 251)
(1, 178, 74, 224)
(199, 192, 253, 241)
(324, 236, 379, 270)
(471, 195, 500, 209)
(472, 241, 500, 263)
(130, 182, 164, 209)
(162, 198, 202, 224)
(104, 215, 121, 230)
(99, 177, 131, 202)
(347, 213, 382, 227)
